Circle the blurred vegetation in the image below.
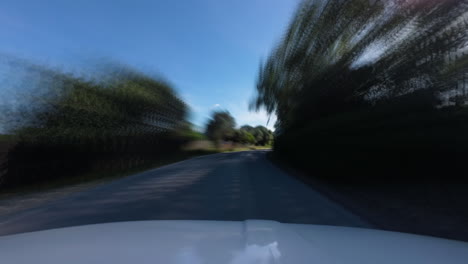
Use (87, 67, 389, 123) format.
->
(205, 111, 236, 145)
(0, 134, 14, 143)
(252, 0, 468, 181)
(205, 111, 274, 147)
(238, 125, 274, 146)
(0, 59, 197, 189)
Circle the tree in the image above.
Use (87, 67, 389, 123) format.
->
(205, 111, 236, 144)
(248, 0, 468, 179)
(232, 129, 256, 145)
(1, 59, 190, 188)
(240, 125, 255, 134)
(244, 131, 256, 145)
(239, 125, 273, 145)
(253, 126, 273, 146)
(252, 0, 468, 132)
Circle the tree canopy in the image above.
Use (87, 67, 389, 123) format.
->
(204, 112, 274, 146)
(250, 0, 468, 179)
(205, 111, 236, 142)
(232, 129, 256, 145)
(239, 125, 273, 146)
(252, 0, 468, 132)
(1, 59, 191, 188)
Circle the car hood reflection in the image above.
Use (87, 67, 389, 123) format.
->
(1, 220, 468, 264)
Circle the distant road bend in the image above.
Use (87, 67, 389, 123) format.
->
(0, 151, 370, 236)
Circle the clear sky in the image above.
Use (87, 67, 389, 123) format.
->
(0, 0, 300, 130)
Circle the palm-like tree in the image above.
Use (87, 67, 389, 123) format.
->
(253, 0, 468, 132)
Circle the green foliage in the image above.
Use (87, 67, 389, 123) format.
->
(204, 114, 274, 146)
(239, 125, 274, 146)
(177, 122, 207, 141)
(0, 135, 14, 143)
(240, 125, 255, 133)
(232, 129, 256, 145)
(183, 130, 207, 141)
(253, 0, 468, 179)
(205, 111, 236, 142)
(253, 126, 273, 146)
(3, 61, 187, 140)
(1, 60, 189, 188)
(253, 0, 468, 130)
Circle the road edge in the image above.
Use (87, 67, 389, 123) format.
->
(265, 152, 381, 230)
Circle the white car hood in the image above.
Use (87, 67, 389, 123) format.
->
(0, 220, 467, 264)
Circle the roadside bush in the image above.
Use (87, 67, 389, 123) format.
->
(274, 105, 468, 183)
(1, 60, 189, 189)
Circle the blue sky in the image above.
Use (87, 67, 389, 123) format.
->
(0, 0, 300, 130)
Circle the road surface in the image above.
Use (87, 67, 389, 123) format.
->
(0, 151, 370, 236)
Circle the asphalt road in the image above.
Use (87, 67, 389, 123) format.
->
(0, 151, 370, 236)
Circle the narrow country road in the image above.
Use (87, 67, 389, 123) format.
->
(0, 151, 370, 236)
